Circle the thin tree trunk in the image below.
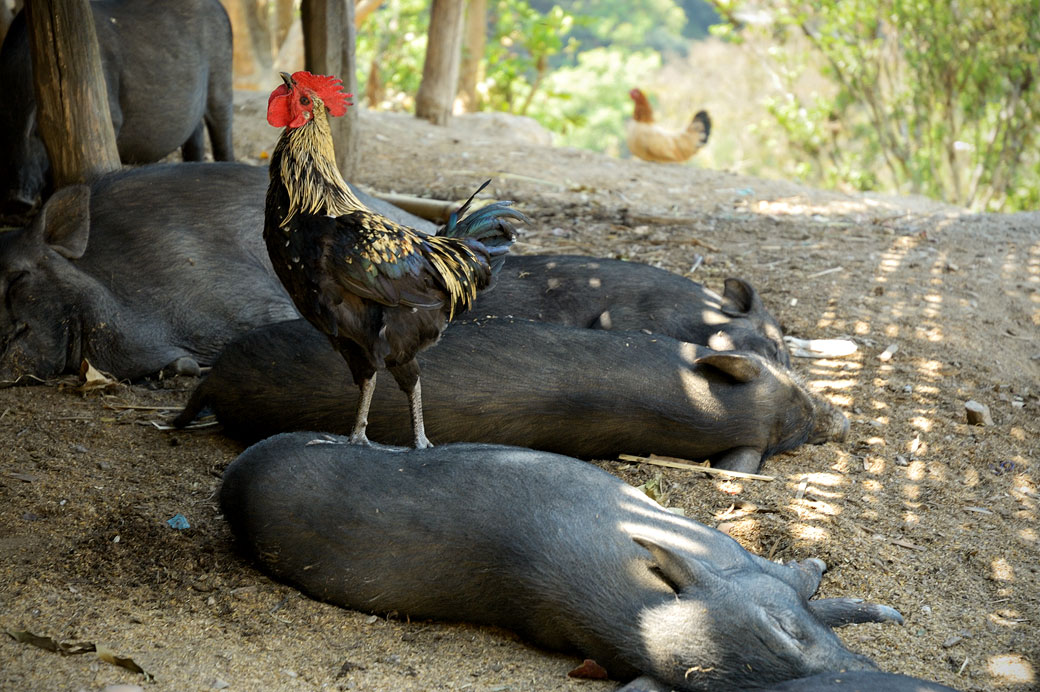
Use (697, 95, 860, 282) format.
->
(456, 0, 486, 113)
(24, 0, 119, 187)
(222, 0, 274, 90)
(273, 0, 295, 50)
(416, 0, 465, 125)
(355, 0, 381, 27)
(302, 0, 359, 179)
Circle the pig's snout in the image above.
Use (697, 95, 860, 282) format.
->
(809, 405, 849, 445)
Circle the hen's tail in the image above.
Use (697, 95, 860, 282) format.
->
(441, 180, 527, 273)
(688, 110, 711, 146)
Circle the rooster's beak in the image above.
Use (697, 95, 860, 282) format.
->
(280, 72, 294, 88)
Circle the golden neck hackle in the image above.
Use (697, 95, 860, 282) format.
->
(275, 96, 365, 228)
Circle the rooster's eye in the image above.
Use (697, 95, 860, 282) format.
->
(300, 96, 311, 106)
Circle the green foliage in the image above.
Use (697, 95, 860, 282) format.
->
(357, 0, 580, 115)
(483, 0, 579, 115)
(530, 48, 662, 153)
(714, 0, 1040, 211)
(530, 0, 690, 53)
(355, 0, 429, 107)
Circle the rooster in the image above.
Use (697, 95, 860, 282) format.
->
(264, 71, 525, 448)
(626, 88, 711, 164)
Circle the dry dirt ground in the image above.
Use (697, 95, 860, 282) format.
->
(1, 93, 1037, 692)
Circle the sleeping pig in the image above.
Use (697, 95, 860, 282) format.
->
(221, 436, 903, 691)
(474, 254, 792, 366)
(175, 318, 847, 472)
(0, 162, 435, 384)
(0, 0, 235, 219)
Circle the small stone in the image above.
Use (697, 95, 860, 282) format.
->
(965, 400, 994, 426)
(894, 455, 908, 467)
(212, 680, 230, 690)
(71, 444, 88, 454)
(943, 635, 963, 648)
(903, 384, 913, 394)
(100, 686, 144, 692)
(921, 605, 932, 615)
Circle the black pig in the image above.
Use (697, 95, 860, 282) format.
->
(473, 254, 791, 366)
(0, 0, 233, 218)
(221, 436, 903, 691)
(0, 163, 435, 384)
(176, 318, 848, 472)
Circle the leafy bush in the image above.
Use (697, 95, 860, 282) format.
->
(712, 0, 1040, 211)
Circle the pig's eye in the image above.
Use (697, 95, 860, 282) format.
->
(300, 96, 311, 106)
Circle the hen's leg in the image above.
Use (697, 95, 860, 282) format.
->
(349, 374, 377, 445)
(389, 360, 432, 449)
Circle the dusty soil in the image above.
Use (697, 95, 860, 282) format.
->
(1, 93, 1037, 692)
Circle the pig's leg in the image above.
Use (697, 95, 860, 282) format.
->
(783, 557, 826, 598)
(389, 360, 432, 449)
(205, 77, 235, 161)
(711, 446, 763, 473)
(206, 112, 235, 161)
(781, 558, 904, 627)
(181, 122, 207, 162)
(809, 598, 904, 628)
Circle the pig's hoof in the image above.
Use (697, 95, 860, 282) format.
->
(809, 597, 905, 627)
(806, 557, 827, 573)
(874, 604, 905, 624)
(163, 356, 201, 378)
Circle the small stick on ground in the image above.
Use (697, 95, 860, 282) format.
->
(618, 453, 775, 481)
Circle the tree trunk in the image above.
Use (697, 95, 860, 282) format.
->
(415, 0, 465, 125)
(456, 0, 486, 113)
(301, 0, 359, 180)
(273, 0, 295, 50)
(220, 0, 274, 90)
(24, 0, 119, 188)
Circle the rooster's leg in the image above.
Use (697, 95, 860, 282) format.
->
(349, 374, 377, 445)
(389, 361, 432, 449)
(407, 378, 433, 449)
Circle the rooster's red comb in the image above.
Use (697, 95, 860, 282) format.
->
(290, 71, 351, 117)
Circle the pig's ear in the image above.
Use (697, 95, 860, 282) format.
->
(695, 352, 762, 383)
(34, 185, 91, 259)
(720, 278, 762, 317)
(633, 536, 708, 593)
